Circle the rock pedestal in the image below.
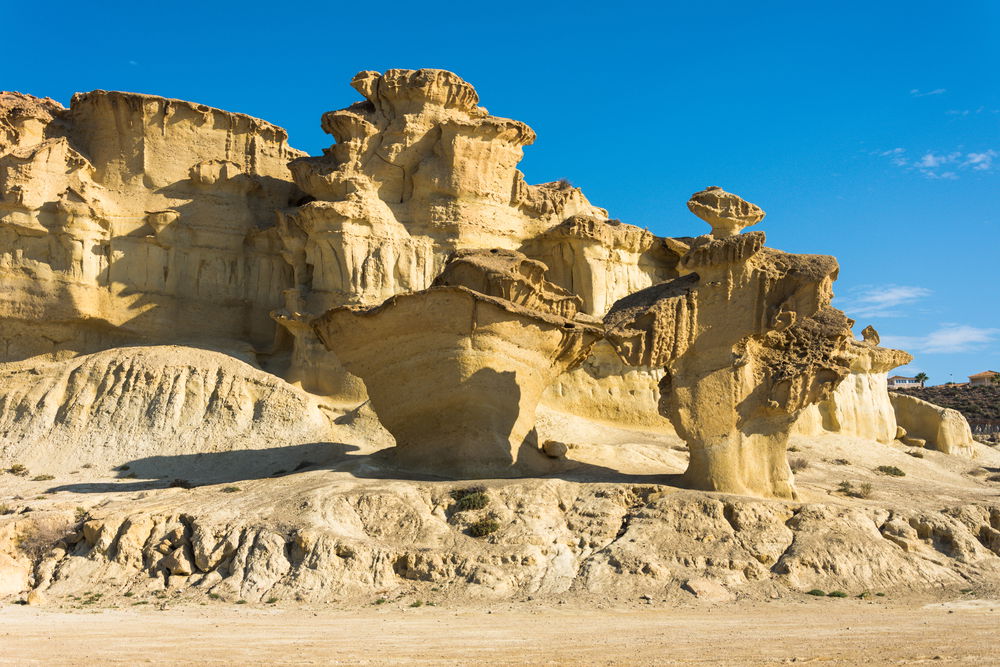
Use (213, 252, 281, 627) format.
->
(605, 187, 855, 499)
(313, 250, 601, 478)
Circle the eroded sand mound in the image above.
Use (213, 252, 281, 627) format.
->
(0, 346, 365, 478)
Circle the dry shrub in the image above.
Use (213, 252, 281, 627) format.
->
(789, 458, 809, 473)
(16, 518, 73, 560)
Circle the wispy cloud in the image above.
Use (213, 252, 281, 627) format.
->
(881, 324, 1000, 354)
(835, 285, 932, 319)
(128, 60, 139, 66)
(910, 88, 947, 97)
(946, 107, 999, 116)
(877, 148, 997, 179)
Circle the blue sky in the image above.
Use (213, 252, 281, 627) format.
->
(8, 1, 998, 385)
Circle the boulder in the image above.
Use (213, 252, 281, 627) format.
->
(890, 393, 976, 458)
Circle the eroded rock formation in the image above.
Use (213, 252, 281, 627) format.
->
(890, 392, 977, 457)
(312, 249, 601, 477)
(0, 90, 303, 360)
(605, 187, 861, 498)
(794, 330, 913, 444)
(0, 71, 977, 490)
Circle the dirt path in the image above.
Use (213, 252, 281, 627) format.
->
(2, 599, 998, 665)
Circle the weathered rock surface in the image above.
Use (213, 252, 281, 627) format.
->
(0, 70, 992, 607)
(312, 250, 602, 477)
(0, 90, 303, 361)
(0, 345, 358, 477)
(2, 480, 999, 604)
(605, 187, 856, 499)
(794, 336, 913, 443)
(890, 393, 977, 458)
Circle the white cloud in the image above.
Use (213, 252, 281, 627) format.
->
(835, 285, 932, 318)
(881, 325, 1000, 354)
(964, 150, 997, 170)
(878, 148, 998, 179)
(910, 88, 947, 97)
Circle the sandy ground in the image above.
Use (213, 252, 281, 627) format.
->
(2, 599, 998, 666)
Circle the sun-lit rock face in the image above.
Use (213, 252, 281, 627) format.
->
(794, 334, 913, 443)
(2, 70, 965, 492)
(604, 188, 857, 499)
(0, 89, 304, 360)
(271, 69, 679, 411)
(312, 250, 601, 477)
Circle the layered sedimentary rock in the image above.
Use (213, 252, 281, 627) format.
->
(890, 393, 977, 457)
(794, 333, 912, 443)
(312, 250, 601, 477)
(0, 90, 303, 361)
(0, 70, 972, 496)
(270, 70, 677, 414)
(605, 187, 857, 499)
(0, 346, 342, 475)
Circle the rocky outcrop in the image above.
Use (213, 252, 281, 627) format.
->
(0, 346, 349, 477)
(3, 484, 999, 603)
(0, 90, 303, 361)
(605, 187, 855, 499)
(890, 393, 977, 458)
(312, 250, 601, 477)
(794, 335, 912, 443)
(270, 70, 679, 411)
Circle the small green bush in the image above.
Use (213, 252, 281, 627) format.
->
(266, 597, 279, 604)
(8, 464, 28, 477)
(408, 600, 423, 608)
(31, 474, 54, 481)
(0, 505, 13, 515)
(450, 485, 486, 502)
(827, 591, 848, 598)
(468, 518, 500, 537)
(373, 597, 387, 605)
(81, 463, 92, 469)
(208, 593, 222, 600)
(221, 486, 241, 493)
(236, 599, 247, 605)
(831, 459, 851, 466)
(455, 491, 489, 512)
(123, 592, 134, 598)
(806, 589, 826, 596)
(837, 481, 873, 499)
(876, 465, 905, 477)
(906, 450, 924, 459)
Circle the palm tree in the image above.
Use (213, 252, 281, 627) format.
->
(914, 372, 928, 388)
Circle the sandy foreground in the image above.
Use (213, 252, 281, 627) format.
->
(1, 599, 997, 666)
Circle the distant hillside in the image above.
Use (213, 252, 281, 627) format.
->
(896, 384, 1000, 422)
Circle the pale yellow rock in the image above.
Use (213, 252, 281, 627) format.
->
(890, 393, 976, 458)
(312, 251, 602, 477)
(793, 339, 912, 443)
(605, 188, 854, 499)
(0, 90, 303, 361)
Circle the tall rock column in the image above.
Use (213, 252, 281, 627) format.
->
(604, 187, 854, 499)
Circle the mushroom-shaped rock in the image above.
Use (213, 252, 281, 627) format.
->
(686, 186, 765, 239)
(313, 250, 601, 477)
(604, 188, 853, 499)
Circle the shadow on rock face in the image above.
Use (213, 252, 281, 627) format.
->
(44, 433, 686, 493)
